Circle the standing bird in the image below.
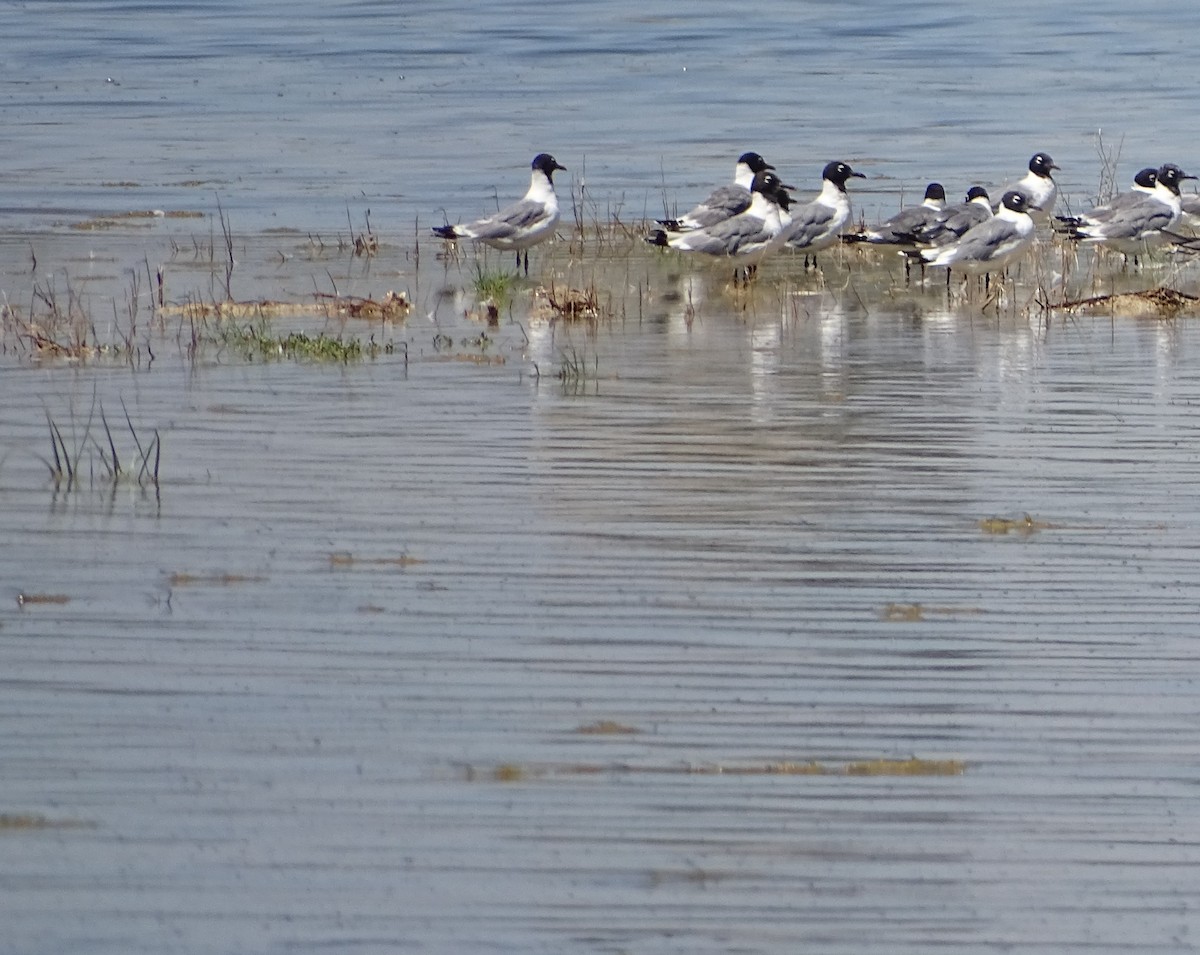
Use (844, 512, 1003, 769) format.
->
(844, 181, 946, 280)
(908, 186, 993, 247)
(784, 160, 866, 267)
(657, 151, 776, 232)
(844, 182, 947, 248)
(1055, 167, 1157, 231)
(432, 153, 566, 275)
(1057, 163, 1195, 259)
(1179, 191, 1200, 229)
(1007, 152, 1059, 221)
(919, 189, 1036, 278)
(647, 170, 793, 283)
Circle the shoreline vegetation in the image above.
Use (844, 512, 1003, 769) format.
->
(3, 192, 1200, 367)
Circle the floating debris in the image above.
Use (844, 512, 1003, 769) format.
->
(881, 602, 924, 622)
(538, 282, 603, 320)
(1056, 287, 1200, 318)
(468, 756, 966, 782)
(167, 572, 267, 587)
(880, 603, 985, 622)
(328, 552, 424, 569)
(314, 290, 410, 321)
(160, 290, 410, 322)
(15, 592, 70, 608)
(70, 210, 203, 230)
(979, 514, 1054, 535)
(0, 813, 96, 831)
(576, 720, 640, 735)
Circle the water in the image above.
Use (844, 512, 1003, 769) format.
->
(4, 3, 1200, 954)
(4, 0, 1200, 231)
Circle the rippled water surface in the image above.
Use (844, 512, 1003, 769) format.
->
(4, 3, 1200, 954)
(4, 0, 1200, 229)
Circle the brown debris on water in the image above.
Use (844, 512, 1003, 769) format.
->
(167, 572, 267, 587)
(313, 290, 410, 321)
(0, 813, 96, 831)
(328, 551, 424, 569)
(979, 514, 1054, 535)
(1056, 286, 1200, 318)
(15, 592, 71, 608)
(535, 281, 603, 321)
(160, 290, 410, 321)
(576, 720, 640, 735)
(469, 756, 967, 782)
(70, 210, 204, 230)
(880, 603, 985, 622)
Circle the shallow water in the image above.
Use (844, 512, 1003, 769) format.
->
(4, 0, 1200, 231)
(5, 225, 1200, 953)
(4, 4, 1200, 954)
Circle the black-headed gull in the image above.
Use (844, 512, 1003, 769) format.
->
(657, 151, 776, 232)
(783, 160, 865, 266)
(433, 153, 566, 274)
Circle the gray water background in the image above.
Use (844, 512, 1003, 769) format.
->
(4, 3, 1200, 954)
(4, 0, 1200, 231)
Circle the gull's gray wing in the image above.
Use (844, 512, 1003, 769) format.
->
(785, 201, 836, 248)
(663, 184, 753, 230)
(1081, 197, 1173, 238)
(915, 203, 990, 246)
(864, 204, 944, 243)
(463, 198, 552, 242)
(672, 212, 771, 257)
(937, 218, 1023, 265)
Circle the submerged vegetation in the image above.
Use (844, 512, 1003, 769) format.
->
(214, 322, 395, 363)
(42, 395, 160, 492)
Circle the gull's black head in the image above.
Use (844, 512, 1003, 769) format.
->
(771, 177, 794, 212)
(1000, 190, 1029, 213)
(532, 153, 566, 180)
(924, 182, 946, 202)
(1132, 167, 1158, 190)
(738, 152, 775, 173)
(751, 170, 781, 195)
(1157, 163, 1197, 193)
(1029, 153, 1059, 177)
(823, 161, 865, 190)
(966, 186, 990, 202)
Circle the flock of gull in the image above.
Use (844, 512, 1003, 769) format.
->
(432, 151, 1200, 284)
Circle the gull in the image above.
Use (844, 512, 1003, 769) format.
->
(783, 160, 866, 267)
(647, 170, 793, 282)
(919, 189, 1035, 276)
(1055, 167, 1157, 230)
(432, 153, 566, 275)
(1179, 191, 1200, 229)
(844, 181, 946, 280)
(844, 182, 947, 248)
(1058, 163, 1195, 258)
(1007, 152, 1059, 221)
(657, 151, 776, 232)
(907, 186, 993, 247)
